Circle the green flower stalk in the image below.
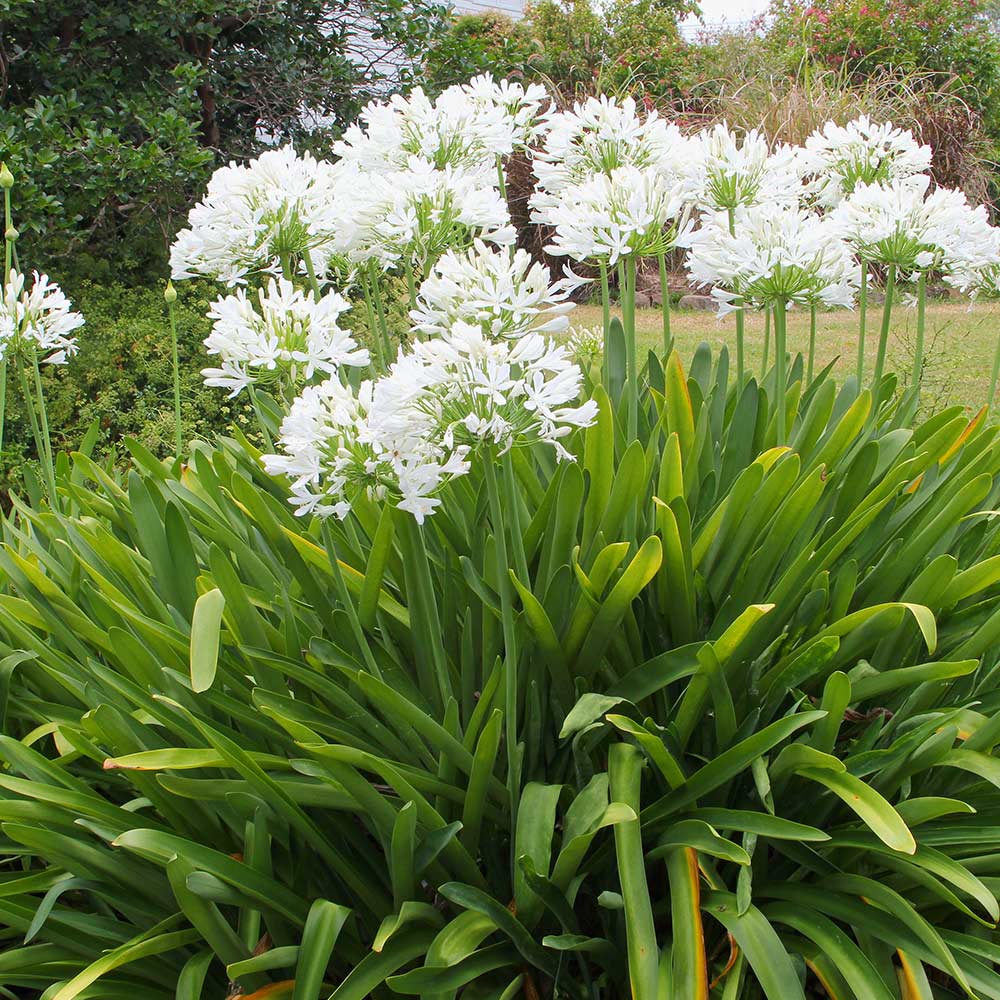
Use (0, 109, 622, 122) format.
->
(164, 281, 183, 459)
(856, 260, 868, 383)
(871, 263, 897, 395)
(658, 252, 672, 357)
(912, 271, 926, 388)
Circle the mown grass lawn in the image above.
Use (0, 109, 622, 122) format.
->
(571, 300, 1000, 412)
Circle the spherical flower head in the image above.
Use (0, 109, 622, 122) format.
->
(533, 95, 691, 196)
(0, 269, 84, 364)
(170, 145, 343, 286)
(682, 204, 857, 315)
(803, 115, 932, 209)
(410, 240, 575, 341)
(534, 165, 691, 266)
(459, 74, 553, 150)
(684, 124, 804, 212)
(203, 277, 369, 398)
(829, 176, 996, 277)
(334, 84, 520, 175)
(262, 377, 369, 520)
(347, 158, 515, 270)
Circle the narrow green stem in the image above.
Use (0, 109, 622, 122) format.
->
(280, 253, 293, 281)
(368, 261, 393, 362)
(167, 298, 183, 459)
(807, 304, 817, 385)
(19, 355, 56, 508)
(988, 313, 1000, 414)
(360, 273, 386, 371)
(727, 209, 745, 387)
(405, 261, 417, 312)
(658, 252, 672, 357)
(496, 155, 507, 202)
(599, 260, 611, 392)
(484, 457, 520, 816)
(321, 519, 382, 679)
(912, 270, 926, 389)
(302, 246, 322, 298)
(247, 385, 274, 452)
(501, 452, 528, 585)
(3, 188, 12, 275)
(623, 255, 638, 440)
(856, 260, 868, 383)
(762, 307, 771, 374)
(774, 300, 788, 447)
(871, 263, 897, 395)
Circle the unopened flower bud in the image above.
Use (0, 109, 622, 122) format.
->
(164, 280, 177, 304)
(0, 164, 13, 190)
(5, 226, 18, 242)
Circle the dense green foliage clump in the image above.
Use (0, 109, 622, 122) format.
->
(4, 341, 1000, 996)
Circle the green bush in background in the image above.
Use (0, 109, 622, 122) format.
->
(0, 279, 250, 491)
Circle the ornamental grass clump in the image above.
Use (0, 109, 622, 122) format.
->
(6, 77, 1000, 1000)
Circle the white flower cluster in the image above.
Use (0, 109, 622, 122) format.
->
(170, 145, 343, 286)
(828, 175, 997, 278)
(0, 269, 84, 365)
(684, 205, 858, 316)
(802, 115, 933, 209)
(263, 247, 596, 522)
(410, 240, 576, 340)
(203, 278, 369, 398)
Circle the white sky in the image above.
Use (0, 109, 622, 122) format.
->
(680, 0, 770, 34)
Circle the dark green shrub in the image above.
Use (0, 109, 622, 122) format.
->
(0, 279, 252, 490)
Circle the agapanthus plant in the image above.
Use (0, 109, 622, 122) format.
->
(202, 277, 369, 400)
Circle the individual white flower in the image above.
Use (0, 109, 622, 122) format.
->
(802, 115, 932, 209)
(410, 240, 575, 340)
(683, 124, 804, 212)
(0, 269, 84, 364)
(334, 84, 519, 174)
(682, 204, 857, 315)
(533, 95, 691, 196)
(534, 165, 691, 266)
(344, 157, 515, 270)
(829, 176, 997, 278)
(202, 277, 369, 398)
(170, 145, 343, 286)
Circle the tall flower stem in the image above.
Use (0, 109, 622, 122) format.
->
(988, 312, 1000, 413)
(599, 260, 611, 391)
(912, 270, 926, 389)
(658, 252, 672, 357)
(727, 208, 745, 386)
(368, 261, 393, 363)
(165, 283, 183, 459)
(762, 306, 771, 374)
(807, 304, 817, 385)
(18, 353, 56, 509)
(405, 261, 417, 312)
(773, 299, 788, 447)
(321, 519, 381, 679)
(871, 263, 897, 395)
(0, 181, 14, 459)
(360, 273, 386, 371)
(623, 255, 638, 439)
(495, 155, 507, 202)
(856, 260, 868, 383)
(302, 247, 322, 298)
(484, 457, 520, 819)
(248, 385, 274, 452)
